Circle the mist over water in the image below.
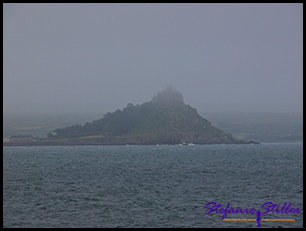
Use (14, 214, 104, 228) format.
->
(3, 4, 303, 228)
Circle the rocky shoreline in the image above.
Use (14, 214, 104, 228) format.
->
(3, 137, 260, 146)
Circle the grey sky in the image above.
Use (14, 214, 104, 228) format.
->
(3, 3, 303, 115)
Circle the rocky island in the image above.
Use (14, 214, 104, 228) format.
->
(4, 86, 259, 146)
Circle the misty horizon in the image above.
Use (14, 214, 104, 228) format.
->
(4, 4, 303, 116)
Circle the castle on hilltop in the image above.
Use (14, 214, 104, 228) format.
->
(152, 85, 184, 104)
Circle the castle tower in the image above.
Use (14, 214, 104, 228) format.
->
(166, 85, 173, 92)
(152, 85, 184, 104)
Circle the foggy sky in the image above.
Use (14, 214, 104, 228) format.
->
(3, 3, 303, 115)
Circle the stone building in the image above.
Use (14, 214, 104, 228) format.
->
(152, 85, 184, 104)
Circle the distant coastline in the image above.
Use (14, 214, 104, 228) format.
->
(3, 138, 261, 146)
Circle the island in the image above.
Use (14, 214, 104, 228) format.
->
(3, 85, 260, 146)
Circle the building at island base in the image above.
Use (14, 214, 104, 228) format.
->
(4, 134, 36, 143)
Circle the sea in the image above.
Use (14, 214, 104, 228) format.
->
(3, 143, 303, 228)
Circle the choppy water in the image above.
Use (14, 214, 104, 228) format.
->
(3, 143, 303, 228)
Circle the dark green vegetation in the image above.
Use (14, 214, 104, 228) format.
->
(4, 87, 301, 145)
(44, 86, 251, 145)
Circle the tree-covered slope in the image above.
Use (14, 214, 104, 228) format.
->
(49, 102, 153, 138)
(47, 86, 254, 144)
